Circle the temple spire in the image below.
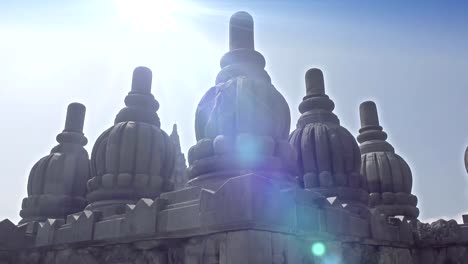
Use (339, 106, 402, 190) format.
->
(357, 101, 418, 219)
(229, 11, 254, 51)
(298, 68, 335, 116)
(115, 66, 160, 126)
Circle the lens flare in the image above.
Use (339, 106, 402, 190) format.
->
(311, 242, 326, 257)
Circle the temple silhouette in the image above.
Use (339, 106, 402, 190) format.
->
(1, 11, 467, 264)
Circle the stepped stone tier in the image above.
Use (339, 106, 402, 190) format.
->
(2, 10, 468, 264)
(358, 101, 419, 219)
(289, 68, 368, 216)
(19, 103, 90, 224)
(86, 67, 176, 214)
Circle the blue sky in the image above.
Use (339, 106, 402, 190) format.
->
(0, 0, 467, 223)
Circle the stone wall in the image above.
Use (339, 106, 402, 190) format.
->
(2, 230, 468, 264)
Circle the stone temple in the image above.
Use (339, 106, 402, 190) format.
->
(1, 11, 468, 264)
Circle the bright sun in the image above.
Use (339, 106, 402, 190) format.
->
(115, 0, 182, 32)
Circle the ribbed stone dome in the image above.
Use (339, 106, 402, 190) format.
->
(20, 103, 90, 224)
(187, 12, 295, 187)
(358, 101, 418, 218)
(289, 68, 368, 211)
(195, 12, 290, 142)
(86, 67, 175, 211)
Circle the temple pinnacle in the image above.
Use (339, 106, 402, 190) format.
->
(229, 11, 254, 51)
(359, 101, 380, 128)
(64, 102, 86, 134)
(131, 66, 153, 94)
(305, 68, 325, 96)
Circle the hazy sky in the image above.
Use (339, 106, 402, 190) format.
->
(1, 0, 467, 224)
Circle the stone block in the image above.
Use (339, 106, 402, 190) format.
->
(347, 215, 370, 238)
(184, 237, 204, 264)
(295, 205, 320, 233)
(324, 207, 346, 235)
(158, 203, 201, 233)
(223, 230, 273, 264)
(160, 186, 202, 205)
(370, 212, 390, 241)
(93, 217, 125, 241)
(36, 219, 65, 246)
(0, 219, 26, 249)
(55, 210, 99, 244)
(199, 173, 295, 232)
(399, 218, 414, 244)
(123, 198, 165, 236)
(377, 247, 413, 264)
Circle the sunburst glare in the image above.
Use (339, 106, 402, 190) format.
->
(114, 0, 198, 32)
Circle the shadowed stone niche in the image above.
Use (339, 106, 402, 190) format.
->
(289, 68, 369, 216)
(358, 101, 419, 219)
(187, 11, 295, 188)
(86, 67, 176, 215)
(19, 103, 90, 224)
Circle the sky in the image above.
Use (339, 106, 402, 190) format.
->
(0, 0, 467, 224)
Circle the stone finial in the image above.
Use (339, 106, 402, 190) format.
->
(357, 101, 388, 144)
(131, 66, 152, 94)
(359, 101, 380, 128)
(305, 68, 325, 96)
(298, 68, 335, 116)
(57, 103, 88, 145)
(229, 11, 254, 51)
(115, 66, 160, 126)
(64, 103, 86, 134)
(217, 11, 268, 84)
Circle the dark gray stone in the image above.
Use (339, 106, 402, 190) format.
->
(20, 103, 90, 224)
(358, 101, 419, 219)
(3, 9, 468, 264)
(188, 11, 293, 187)
(289, 68, 368, 215)
(86, 67, 176, 214)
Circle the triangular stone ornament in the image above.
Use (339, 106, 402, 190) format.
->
(326, 196, 338, 205)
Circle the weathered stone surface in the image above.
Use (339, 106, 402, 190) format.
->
(378, 247, 413, 264)
(20, 103, 90, 224)
(289, 68, 368, 215)
(4, 9, 468, 264)
(87, 67, 176, 214)
(188, 11, 294, 187)
(0, 219, 28, 249)
(416, 219, 461, 245)
(358, 101, 419, 219)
